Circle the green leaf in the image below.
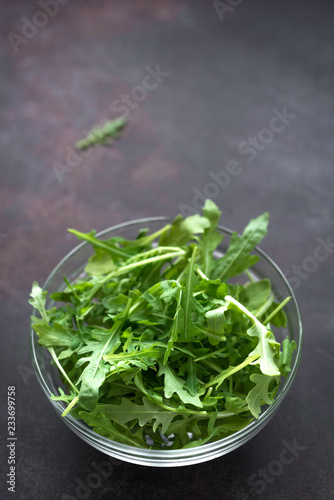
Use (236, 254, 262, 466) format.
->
(164, 288, 183, 364)
(198, 199, 224, 277)
(78, 410, 146, 448)
(33, 322, 76, 347)
(213, 212, 269, 280)
(75, 116, 127, 150)
(121, 224, 171, 250)
(29, 282, 50, 322)
(225, 295, 280, 377)
(159, 214, 211, 247)
(85, 251, 116, 276)
(106, 381, 137, 398)
(158, 363, 203, 407)
(77, 299, 132, 410)
(202, 199, 221, 229)
(179, 246, 203, 341)
(239, 279, 271, 313)
(205, 354, 259, 389)
(165, 416, 194, 447)
(205, 304, 228, 335)
(225, 396, 249, 415)
(68, 229, 129, 260)
(98, 397, 183, 434)
(246, 373, 276, 418)
(247, 324, 280, 376)
(194, 279, 229, 300)
(278, 339, 297, 377)
(181, 356, 200, 397)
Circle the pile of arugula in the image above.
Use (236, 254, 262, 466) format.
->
(30, 200, 295, 449)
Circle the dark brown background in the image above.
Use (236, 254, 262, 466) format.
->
(1, 0, 334, 499)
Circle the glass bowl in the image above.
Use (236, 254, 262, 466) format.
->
(30, 217, 303, 467)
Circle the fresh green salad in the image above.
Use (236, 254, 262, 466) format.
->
(30, 200, 295, 449)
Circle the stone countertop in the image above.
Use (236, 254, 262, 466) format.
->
(1, 0, 333, 499)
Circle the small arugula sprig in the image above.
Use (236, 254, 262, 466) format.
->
(75, 116, 127, 150)
(30, 200, 296, 449)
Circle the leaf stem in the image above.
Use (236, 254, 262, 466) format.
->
(62, 395, 80, 417)
(262, 296, 291, 325)
(67, 229, 129, 259)
(201, 359, 223, 374)
(254, 294, 274, 318)
(195, 265, 209, 281)
(49, 347, 79, 394)
(244, 269, 256, 283)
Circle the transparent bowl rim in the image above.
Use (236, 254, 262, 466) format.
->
(30, 216, 303, 462)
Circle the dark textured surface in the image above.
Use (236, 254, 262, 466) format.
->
(1, 0, 334, 499)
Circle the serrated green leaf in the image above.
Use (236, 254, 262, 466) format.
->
(78, 410, 146, 448)
(213, 212, 269, 281)
(29, 282, 50, 322)
(33, 321, 76, 347)
(247, 323, 280, 376)
(98, 397, 183, 434)
(158, 363, 203, 407)
(246, 373, 276, 418)
(181, 357, 200, 397)
(224, 295, 280, 377)
(77, 299, 132, 410)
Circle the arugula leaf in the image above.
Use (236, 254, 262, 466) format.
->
(205, 304, 228, 335)
(158, 363, 203, 407)
(29, 282, 52, 322)
(198, 199, 224, 277)
(33, 322, 77, 348)
(179, 246, 203, 342)
(67, 229, 129, 261)
(78, 410, 145, 447)
(278, 338, 297, 377)
(239, 279, 271, 313)
(247, 324, 280, 376)
(85, 252, 116, 276)
(181, 356, 200, 397)
(75, 116, 127, 150)
(205, 354, 259, 390)
(77, 299, 132, 410)
(213, 212, 269, 281)
(98, 396, 183, 434)
(224, 295, 280, 377)
(163, 286, 183, 364)
(159, 214, 210, 247)
(246, 373, 277, 418)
